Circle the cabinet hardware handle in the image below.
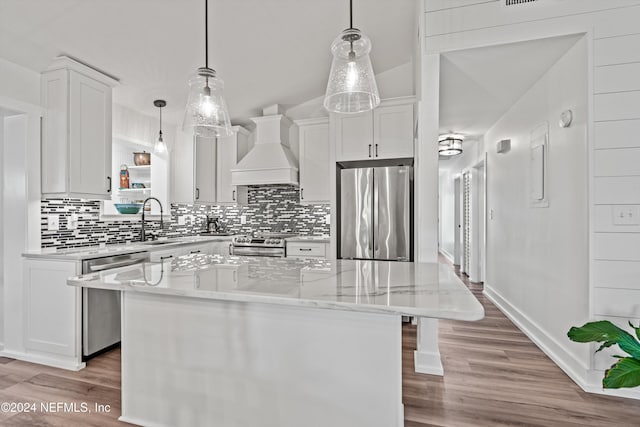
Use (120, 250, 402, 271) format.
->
(233, 270, 237, 281)
(229, 244, 232, 255)
(300, 248, 312, 252)
(107, 176, 112, 193)
(300, 188, 304, 200)
(160, 255, 173, 260)
(195, 188, 200, 200)
(232, 190, 236, 201)
(368, 144, 372, 158)
(375, 144, 379, 157)
(190, 250, 201, 254)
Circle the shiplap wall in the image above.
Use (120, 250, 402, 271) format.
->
(424, 0, 640, 397)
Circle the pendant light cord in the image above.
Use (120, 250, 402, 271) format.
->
(159, 105, 163, 137)
(349, 0, 353, 29)
(205, 0, 209, 68)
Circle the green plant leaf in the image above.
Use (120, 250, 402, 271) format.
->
(568, 321, 640, 359)
(630, 321, 640, 342)
(603, 357, 640, 389)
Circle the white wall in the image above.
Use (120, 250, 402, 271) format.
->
(0, 56, 42, 351)
(422, 0, 640, 399)
(0, 58, 40, 107)
(484, 36, 590, 374)
(0, 117, 4, 343)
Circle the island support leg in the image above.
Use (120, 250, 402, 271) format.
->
(414, 318, 444, 376)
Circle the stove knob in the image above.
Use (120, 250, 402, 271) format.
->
(266, 239, 273, 245)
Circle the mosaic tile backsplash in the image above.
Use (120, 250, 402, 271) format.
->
(41, 185, 330, 249)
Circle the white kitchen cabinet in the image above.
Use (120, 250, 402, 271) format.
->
(194, 136, 217, 204)
(217, 126, 251, 204)
(41, 56, 118, 199)
(373, 103, 414, 159)
(334, 111, 373, 161)
(23, 259, 82, 367)
(286, 241, 329, 259)
(172, 126, 250, 205)
(334, 97, 415, 162)
(296, 118, 331, 204)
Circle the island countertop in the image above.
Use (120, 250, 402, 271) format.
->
(67, 254, 484, 320)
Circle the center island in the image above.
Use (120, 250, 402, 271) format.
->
(68, 254, 484, 427)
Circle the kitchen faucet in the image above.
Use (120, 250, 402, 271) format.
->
(141, 197, 164, 242)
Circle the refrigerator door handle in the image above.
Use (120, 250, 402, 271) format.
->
(368, 144, 372, 158)
(373, 169, 378, 257)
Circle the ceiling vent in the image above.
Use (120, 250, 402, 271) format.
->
(506, 0, 538, 5)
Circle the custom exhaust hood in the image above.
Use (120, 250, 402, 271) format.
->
(230, 105, 299, 186)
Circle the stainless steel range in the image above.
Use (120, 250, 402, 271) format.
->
(231, 232, 298, 257)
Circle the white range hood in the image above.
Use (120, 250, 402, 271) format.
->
(231, 107, 299, 186)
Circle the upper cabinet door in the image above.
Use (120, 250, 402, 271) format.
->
(299, 119, 330, 204)
(41, 57, 117, 200)
(68, 72, 112, 197)
(216, 127, 250, 205)
(334, 111, 373, 161)
(373, 103, 414, 160)
(194, 137, 216, 204)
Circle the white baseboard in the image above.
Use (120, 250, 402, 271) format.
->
(0, 349, 85, 371)
(414, 349, 444, 376)
(483, 284, 640, 401)
(439, 249, 454, 264)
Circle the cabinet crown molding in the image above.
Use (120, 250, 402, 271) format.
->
(45, 55, 119, 87)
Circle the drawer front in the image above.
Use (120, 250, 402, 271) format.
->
(287, 243, 326, 258)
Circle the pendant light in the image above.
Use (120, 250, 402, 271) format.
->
(183, 0, 233, 137)
(324, 0, 380, 114)
(438, 134, 464, 157)
(153, 100, 168, 154)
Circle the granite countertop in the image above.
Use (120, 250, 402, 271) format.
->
(286, 236, 330, 243)
(23, 235, 239, 261)
(68, 254, 484, 320)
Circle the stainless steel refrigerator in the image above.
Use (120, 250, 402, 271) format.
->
(339, 166, 412, 261)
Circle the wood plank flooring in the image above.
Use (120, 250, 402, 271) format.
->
(0, 259, 639, 426)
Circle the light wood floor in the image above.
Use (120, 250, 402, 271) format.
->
(1, 260, 639, 426)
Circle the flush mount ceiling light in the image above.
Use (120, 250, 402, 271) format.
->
(183, 0, 233, 138)
(439, 134, 464, 156)
(153, 99, 168, 155)
(323, 0, 380, 114)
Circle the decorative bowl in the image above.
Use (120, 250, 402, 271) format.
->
(133, 151, 151, 166)
(114, 203, 142, 214)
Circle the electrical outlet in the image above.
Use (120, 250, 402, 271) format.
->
(67, 214, 78, 230)
(325, 214, 331, 225)
(613, 206, 639, 225)
(178, 216, 186, 226)
(240, 215, 246, 225)
(47, 215, 59, 231)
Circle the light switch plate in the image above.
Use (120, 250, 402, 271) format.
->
(178, 216, 186, 226)
(613, 206, 639, 225)
(325, 214, 331, 225)
(47, 214, 59, 231)
(240, 215, 246, 225)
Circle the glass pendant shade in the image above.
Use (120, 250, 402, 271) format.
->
(324, 28, 380, 114)
(153, 133, 167, 154)
(183, 67, 233, 138)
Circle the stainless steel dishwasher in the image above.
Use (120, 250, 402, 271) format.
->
(82, 252, 149, 359)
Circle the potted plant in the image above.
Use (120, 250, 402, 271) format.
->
(568, 320, 640, 388)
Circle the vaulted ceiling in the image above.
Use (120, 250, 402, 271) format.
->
(0, 0, 416, 126)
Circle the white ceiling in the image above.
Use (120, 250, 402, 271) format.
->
(439, 34, 583, 138)
(0, 0, 415, 127)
